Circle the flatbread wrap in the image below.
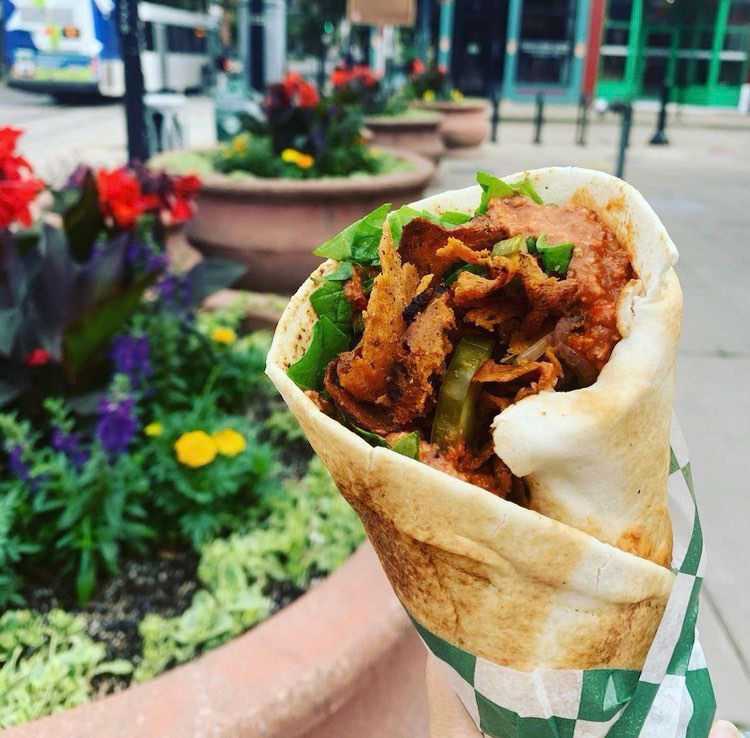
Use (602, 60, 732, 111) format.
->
(266, 167, 681, 671)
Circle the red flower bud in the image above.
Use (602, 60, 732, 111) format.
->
(24, 348, 51, 367)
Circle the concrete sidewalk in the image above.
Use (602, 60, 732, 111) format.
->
(428, 122, 750, 724)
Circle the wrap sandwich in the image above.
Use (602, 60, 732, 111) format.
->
(266, 167, 682, 672)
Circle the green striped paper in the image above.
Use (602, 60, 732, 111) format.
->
(413, 418, 716, 737)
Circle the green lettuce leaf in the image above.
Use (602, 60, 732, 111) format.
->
(287, 316, 350, 391)
(309, 281, 353, 332)
(313, 203, 391, 265)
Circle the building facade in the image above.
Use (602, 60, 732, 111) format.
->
(597, 0, 750, 105)
(437, 0, 750, 106)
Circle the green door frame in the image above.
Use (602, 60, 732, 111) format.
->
(502, 0, 591, 103)
(596, 0, 744, 106)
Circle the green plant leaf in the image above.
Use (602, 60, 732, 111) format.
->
(183, 258, 247, 309)
(287, 316, 350, 391)
(62, 170, 105, 262)
(313, 203, 391, 264)
(76, 548, 97, 605)
(62, 272, 157, 380)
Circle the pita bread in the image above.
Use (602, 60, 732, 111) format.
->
(267, 167, 679, 670)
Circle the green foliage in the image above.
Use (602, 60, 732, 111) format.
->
(262, 407, 306, 446)
(0, 609, 131, 729)
(135, 458, 364, 681)
(141, 410, 276, 549)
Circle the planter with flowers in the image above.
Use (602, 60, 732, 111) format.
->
(151, 72, 435, 295)
(0, 129, 421, 734)
(407, 62, 490, 150)
(329, 61, 445, 164)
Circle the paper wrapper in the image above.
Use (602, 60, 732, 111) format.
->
(416, 417, 715, 738)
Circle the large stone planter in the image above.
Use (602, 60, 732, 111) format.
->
(6, 544, 429, 738)
(364, 112, 445, 163)
(412, 98, 490, 150)
(152, 149, 435, 295)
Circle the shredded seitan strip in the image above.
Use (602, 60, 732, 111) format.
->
(336, 227, 419, 403)
(391, 291, 456, 424)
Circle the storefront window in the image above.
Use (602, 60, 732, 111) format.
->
(719, 60, 744, 85)
(607, 0, 632, 22)
(516, 0, 577, 85)
(601, 54, 627, 80)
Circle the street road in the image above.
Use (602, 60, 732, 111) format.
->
(3, 82, 750, 724)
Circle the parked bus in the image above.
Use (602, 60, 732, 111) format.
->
(1, 0, 219, 99)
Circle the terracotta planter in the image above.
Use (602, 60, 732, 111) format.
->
(364, 112, 445, 163)
(6, 544, 429, 738)
(152, 149, 435, 295)
(412, 98, 490, 149)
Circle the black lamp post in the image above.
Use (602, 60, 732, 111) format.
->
(114, 0, 149, 164)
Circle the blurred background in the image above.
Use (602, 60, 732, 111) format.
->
(0, 0, 748, 735)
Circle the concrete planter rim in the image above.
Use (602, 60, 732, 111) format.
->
(151, 147, 435, 200)
(5, 544, 420, 738)
(412, 97, 489, 113)
(364, 111, 443, 127)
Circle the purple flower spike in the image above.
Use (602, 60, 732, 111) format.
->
(110, 334, 152, 389)
(51, 428, 89, 472)
(96, 396, 138, 457)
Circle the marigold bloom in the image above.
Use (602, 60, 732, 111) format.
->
(144, 422, 164, 437)
(422, 90, 436, 102)
(281, 148, 314, 170)
(211, 326, 237, 345)
(213, 428, 247, 457)
(174, 430, 217, 468)
(451, 89, 464, 101)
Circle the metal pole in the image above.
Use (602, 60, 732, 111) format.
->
(649, 83, 670, 145)
(115, 0, 149, 164)
(415, 0, 431, 63)
(615, 103, 632, 179)
(237, 0, 251, 89)
(533, 91, 544, 144)
(490, 85, 501, 143)
(575, 93, 590, 146)
(264, 0, 287, 83)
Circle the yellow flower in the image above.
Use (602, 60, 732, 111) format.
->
(422, 90, 436, 102)
(174, 431, 217, 468)
(144, 422, 164, 437)
(211, 326, 237, 345)
(213, 428, 247, 457)
(281, 148, 315, 170)
(232, 136, 247, 154)
(451, 89, 464, 101)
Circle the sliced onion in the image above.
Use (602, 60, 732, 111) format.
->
(551, 317, 597, 386)
(512, 333, 552, 365)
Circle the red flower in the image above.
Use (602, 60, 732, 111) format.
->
(24, 348, 51, 367)
(411, 59, 426, 75)
(331, 66, 354, 87)
(0, 127, 44, 228)
(0, 178, 44, 228)
(166, 174, 201, 224)
(280, 71, 319, 107)
(96, 167, 159, 229)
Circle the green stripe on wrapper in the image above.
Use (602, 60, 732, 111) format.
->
(408, 422, 716, 738)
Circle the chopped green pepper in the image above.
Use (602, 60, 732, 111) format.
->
(444, 262, 487, 286)
(492, 234, 528, 257)
(431, 335, 495, 450)
(535, 233, 574, 277)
